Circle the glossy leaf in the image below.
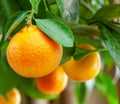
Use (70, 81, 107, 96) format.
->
(4, 11, 27, 40)
(96, 73, 118, 104)
(56, 0, 79, 23)
(0, 42, 21, 94)
(90, 4, 120, 23)
(35, 19, 74, 47)
(30, 0, 41, 13)
(99, 21, 120, 68)
(20, 78, 58, 99)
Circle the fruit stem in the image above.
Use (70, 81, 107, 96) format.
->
(26, 9, 34, 25)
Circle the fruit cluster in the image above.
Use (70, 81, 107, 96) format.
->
(4, 25, 101, 104)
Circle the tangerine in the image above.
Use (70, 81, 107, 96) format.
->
(36, 66, 68, 94)
(7, 25, 62, 78)
(63, 44, 101, 82)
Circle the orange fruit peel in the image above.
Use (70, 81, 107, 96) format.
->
(63, 44, 101, 82)
(7, 25, 62, 78)
(36, 66, 68, 95)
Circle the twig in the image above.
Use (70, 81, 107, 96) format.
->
(26, 9, 34, 25)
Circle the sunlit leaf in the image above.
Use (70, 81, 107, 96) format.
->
(99, 21, 120, 68)
(35, 19, 74, 47)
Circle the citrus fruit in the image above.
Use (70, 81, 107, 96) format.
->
(63, 44, 101, 82)
(36, 66, 68, 94)
(7, 25, 62, 78)
(0, 88, 21, 104)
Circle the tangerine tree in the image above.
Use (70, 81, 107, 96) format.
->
(0, 0, 120, 104)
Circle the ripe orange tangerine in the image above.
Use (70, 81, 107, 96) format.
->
(0, 88, 21, 104)
(63, 44, 101, 82)
(36, 66, 68, 95)
(7, 25, 62, 78)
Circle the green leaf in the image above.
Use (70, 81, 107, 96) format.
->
(101, 51, 114, 69)
(1, 93, 8, 100)
(73, 47, 106, 61)
(75, 83, 86, 104)
(74, 35, 99, 47)
(50, 4, 59, 15)
(0, 42, 21, 94)
(60, 46, 75, 65)
(102, 21, 120, 33)
(35, 19, 74, 47)
(16, 0, 31, 10)
(20, 78, 58, 99)
(0, 0, 21, 33)
(30, 0, 41, 14)
(71, 25, 100, 37)
(56, 0, 63, 15)
(95, 73, 118, 104)
(16, 0, 46, 19)
(35, 0, 46, 19)
(56, 0, 79, 23)
(71, 25, 100, 47)
(4, 11, 27, 41)
(99, 21, 120, 68)
(90, 4, 120, 23)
